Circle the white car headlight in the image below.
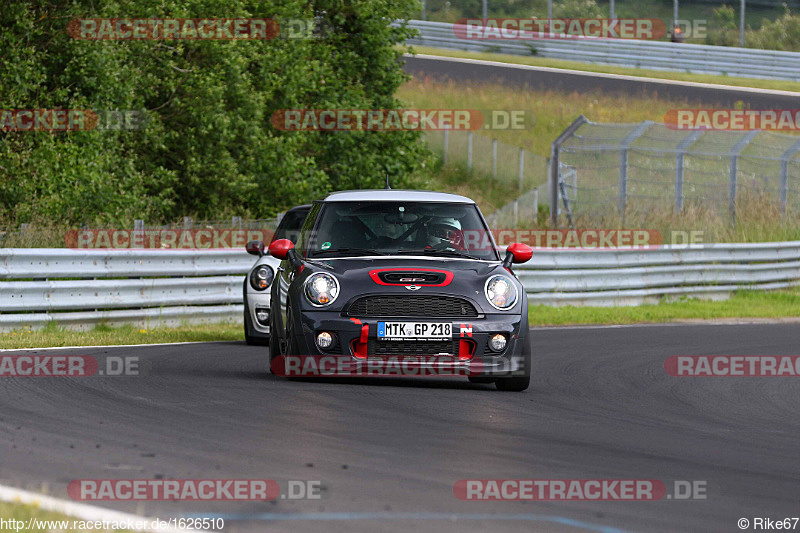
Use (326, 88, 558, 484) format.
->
(304, 272, 340, 306)
(249, 265, 274, 291)
(484, 275, 517, 310)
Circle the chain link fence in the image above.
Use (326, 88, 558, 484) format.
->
(423, 129, 548, 226)
(551, 117, 800, 226)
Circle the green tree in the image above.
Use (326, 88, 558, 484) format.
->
(706, 5, 739, 47)
(0, 0, 432, 226)
(747, 6, 800, 51)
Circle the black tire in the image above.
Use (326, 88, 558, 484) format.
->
(495, 334, 531, 392)
(468, 376, 495, 384)
(268, 315, 281, 372)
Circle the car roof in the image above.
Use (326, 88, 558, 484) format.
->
(319, 190, 476, 204)
(287, 204, 312, 213)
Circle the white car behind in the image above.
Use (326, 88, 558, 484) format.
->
(243, 205, 311, 345)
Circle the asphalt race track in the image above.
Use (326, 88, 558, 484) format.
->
(1, 322, 798, 532)
(403, 54, 800, 108)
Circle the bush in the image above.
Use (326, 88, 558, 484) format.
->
(0, 0, 433, 226)
(706, 5, 739, 47)
(747, 6, 800, 51)
(551, 0, 607, 19)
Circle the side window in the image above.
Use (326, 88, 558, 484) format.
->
(294, 203, 321, 257)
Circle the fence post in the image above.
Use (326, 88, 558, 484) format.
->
(674, 130, 703, 213)
(183, 216, 193, 229)
(729, 130, 759, 222)
(232, 216, 242, 229)
(518, 148, 524, 193)
(618, 121, 653, 217)
(513, 200, 519, 227)
(549, 115, 588, 227)
(133, 219, 144, 249)
(467, 131, 473, 171)
(492, 139, 498, 178)
(779, 139, 800, 214)
(443, 129, 449, 165)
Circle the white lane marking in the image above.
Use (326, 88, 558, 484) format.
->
(534, 318, 800, 330)
(406, 53, 800, 96)
(189, 511, 634, 532)
(0, 340, 235, 353)
(0, 483, 203, 532)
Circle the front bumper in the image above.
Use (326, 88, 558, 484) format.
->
(286, 311, 529, 377)
(246, 290, 271, 336)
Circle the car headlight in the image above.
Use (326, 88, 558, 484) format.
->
(249, 265, 274, 291)
(304, 272, 340, 306)
(484, 274, 517, 310)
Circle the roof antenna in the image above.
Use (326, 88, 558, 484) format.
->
(384, 172, 391, 190)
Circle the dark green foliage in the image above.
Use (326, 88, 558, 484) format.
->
(0, 0, 432, 226)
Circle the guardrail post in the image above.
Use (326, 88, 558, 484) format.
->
(779, 139, 800, 214)
(618, 121, 653, 217)
(729, 130, 759, 222)
(467, 131, 473, 171)
(549, 115, 588, 227)
(674, 130, 703, 213)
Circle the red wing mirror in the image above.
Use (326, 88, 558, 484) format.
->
(503, 242, 533, 268)
(246, 240, 265, 257)
(268, 238, 295, 260)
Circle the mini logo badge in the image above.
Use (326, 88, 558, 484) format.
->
(405, 285, 421, 291)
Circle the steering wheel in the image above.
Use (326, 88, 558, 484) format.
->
(448, 229, 465, 251)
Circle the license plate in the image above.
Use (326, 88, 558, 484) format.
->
(377, 322, 452, 341)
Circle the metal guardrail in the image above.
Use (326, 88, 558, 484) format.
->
(2, 243, 800, 330)
(518, 241, 800, 306)
(404, 20, 800, 82)
(0, 249, 253, 331)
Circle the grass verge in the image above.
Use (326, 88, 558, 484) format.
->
(402, 73, 800, 242)
(529, 287, 800, 326)
(406, 45, 800, 93)
(398, 76, 704, 157)
(0, 322, 242, 350)
(3, 290, 800, 348)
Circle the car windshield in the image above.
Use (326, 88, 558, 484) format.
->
(271, 208, 310, 244)
(306, 201, 498, 260)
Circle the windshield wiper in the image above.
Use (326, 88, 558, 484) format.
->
(310, 248, 388, 257)
(396, 248, 481, 260)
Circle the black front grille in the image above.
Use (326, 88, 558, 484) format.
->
(347, 296, 479, 318)
(368, 339, 456, 356)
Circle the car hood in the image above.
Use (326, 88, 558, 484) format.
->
(303, 256, 521, 314)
